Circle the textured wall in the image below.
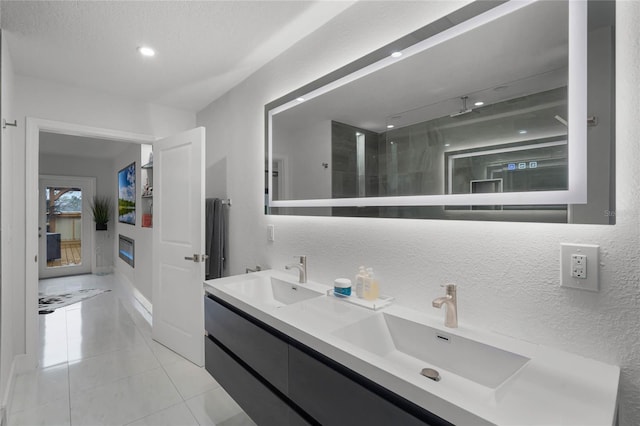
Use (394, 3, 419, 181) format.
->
(197, 1, 640, 424)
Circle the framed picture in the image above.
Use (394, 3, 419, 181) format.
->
(118, 162, 136, 225)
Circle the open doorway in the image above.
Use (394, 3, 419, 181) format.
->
(25, 118, 156, 369)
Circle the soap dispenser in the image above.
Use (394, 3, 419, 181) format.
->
(363, 267, 380, 301)
(355, 266, 367, 298)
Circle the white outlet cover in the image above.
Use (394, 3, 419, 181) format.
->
(560, 243, 599, 291)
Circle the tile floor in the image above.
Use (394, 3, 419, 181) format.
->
(9, 273, 256, 426)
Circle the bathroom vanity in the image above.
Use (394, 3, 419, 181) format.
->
(203, 270, 619, 425)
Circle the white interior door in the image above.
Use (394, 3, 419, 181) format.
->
(152, 127, 206, 366)
(39, 175, 95, 279)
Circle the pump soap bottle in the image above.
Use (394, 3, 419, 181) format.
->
(363, 267, 380, 301)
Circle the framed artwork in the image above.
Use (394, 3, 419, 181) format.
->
(118, 162, 136, 225)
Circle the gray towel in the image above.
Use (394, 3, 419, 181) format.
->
(205, 198, 226, 279)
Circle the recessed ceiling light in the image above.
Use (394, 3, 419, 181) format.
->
(296, 97, 305, 102)
(444, 143, 451, 147)
(137, 46, 155, 57)
(518, 129, 527, 134)
(474, 101, 484, 106)
(391, 51, 402, 58)
(387, 124, 395, 129)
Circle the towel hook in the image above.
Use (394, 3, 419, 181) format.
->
(2, 119, 17, 129)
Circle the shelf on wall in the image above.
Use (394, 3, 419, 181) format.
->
(141, 162, 153, 169)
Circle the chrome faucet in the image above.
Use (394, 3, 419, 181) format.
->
(285, 255, 307, 284)
(432, 284, 457, 328)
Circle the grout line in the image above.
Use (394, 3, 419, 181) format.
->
(183, 396, 203, 426)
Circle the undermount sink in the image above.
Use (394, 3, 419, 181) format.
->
(332, 312, 530, 389)
(224, 276, 324, 308)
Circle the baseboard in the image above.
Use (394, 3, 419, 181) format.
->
(1, 356, 19, 425)
(113, 269, 152, 326)
(132, 286, 152, 315)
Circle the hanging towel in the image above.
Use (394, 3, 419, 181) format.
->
(205, 198, 226, 279)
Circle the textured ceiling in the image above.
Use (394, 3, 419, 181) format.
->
(1, 0, 354, 112)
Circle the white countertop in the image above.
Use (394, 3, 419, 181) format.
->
(204, 270, 619, 426)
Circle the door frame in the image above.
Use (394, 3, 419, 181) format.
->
(25, 118, 155, 369)
(38, 175, 96, 279)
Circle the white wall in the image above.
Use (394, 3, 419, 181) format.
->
(1, 28, 17, 411)
(113, 144, 153, 304)
(12, 75, 195, 355)
(197, 2, 640, 424)
(273, 119, 331, 200)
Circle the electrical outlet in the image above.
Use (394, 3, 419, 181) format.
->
(561, 244, 599, 291)
(571, 254, 587, 278)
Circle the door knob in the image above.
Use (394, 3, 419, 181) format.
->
(184, 254, 209, 262)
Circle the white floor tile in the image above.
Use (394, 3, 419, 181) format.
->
(20, 273, 252, 426)
(70, 367, 182, 426)
(67, 322, 147, 361)
(8, 396, 70, 426)
(39, 309, 68, 368)
(69, 343, 160, 393)
(185, 387, 247, 426)
(125, 402, 199, 426)
(218, 412, 257, 426)
(163, 356, 221, 400)
(148, 340, 186, 366)
(10, 364, 69, 413)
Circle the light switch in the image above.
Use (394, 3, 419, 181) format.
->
(560, 243, 599, 292)
(267, 224, 275, 242)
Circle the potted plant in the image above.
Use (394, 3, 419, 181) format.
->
(90, 195, 112, 231)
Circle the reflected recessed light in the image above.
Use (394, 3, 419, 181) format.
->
(518, 129, 527, 134)
(474, 101, 484, 106)
(296, 97, 305, 102)
(137, 46, 155, 57)
(355, 132, 361, 136)
(391, 51, 402, 58)
(387, 124, 395, 129)
(444, 143, 451, 147)
(390, 141, 394, 145)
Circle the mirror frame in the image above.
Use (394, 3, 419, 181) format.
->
(265, 0, 587, 210)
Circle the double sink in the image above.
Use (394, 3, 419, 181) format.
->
(206, 269, 619, 425)
(220, 271, 528, 391)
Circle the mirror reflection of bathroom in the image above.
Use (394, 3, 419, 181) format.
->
(265, 159, 283, 214)
(268, 0, 615, 224)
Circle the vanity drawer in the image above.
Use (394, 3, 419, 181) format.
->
(205, 336, 308, 426)
(204, 295, 289, 394)
(288, 345, 449, 426)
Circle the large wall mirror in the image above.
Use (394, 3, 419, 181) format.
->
(265, 0, 615, 224)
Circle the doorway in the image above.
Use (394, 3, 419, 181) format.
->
(38, 175, 95, 279)
(25, 118, 156, 369)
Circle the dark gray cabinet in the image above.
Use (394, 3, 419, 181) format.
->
(289, 345, 429, 426)
(204, 294, 451, 426)
(205, 337, 299, 426)
(204, 295, 288, 393)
